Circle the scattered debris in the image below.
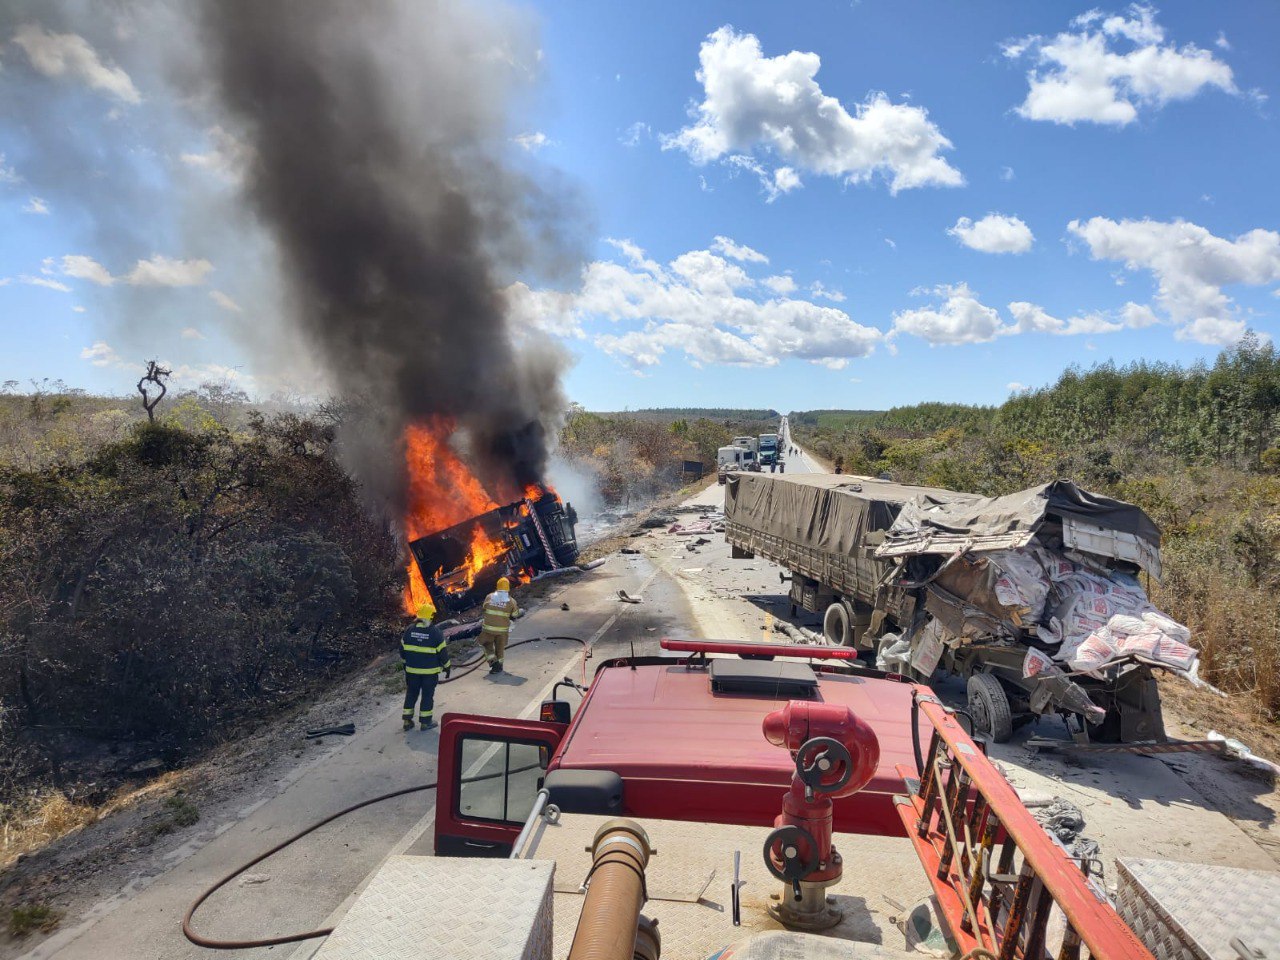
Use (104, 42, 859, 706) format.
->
(1207, 730, 1280, 777)
(617, 590, 643, 604)
(1031, 796, 1100, 863)
(771, 620, 824, 645)
(305, 723, 356, 739)
(641, 515, 677, 529)
(238, 873, 271, 886)
(620, 548, 641, 555)
(560, 602, 570, 611)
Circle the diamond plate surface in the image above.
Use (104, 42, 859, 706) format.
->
(523, 813, 926, 960)
(313, 856, 554, 960)
(1117, 858, 1280, 960)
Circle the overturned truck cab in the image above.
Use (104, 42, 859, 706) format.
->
(408, 485, 579, 618)
(724, 474, 1192, 744)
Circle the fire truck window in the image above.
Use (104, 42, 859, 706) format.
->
(458, 738, 547, 824)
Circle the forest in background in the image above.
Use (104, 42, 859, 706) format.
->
(791, 337, 1280, 720)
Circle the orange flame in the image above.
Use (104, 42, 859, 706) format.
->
(401, 419, 505, 613)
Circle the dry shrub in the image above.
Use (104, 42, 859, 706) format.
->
(0, 793, 99, 869)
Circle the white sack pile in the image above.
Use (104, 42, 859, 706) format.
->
(983, 548, 1197, 677)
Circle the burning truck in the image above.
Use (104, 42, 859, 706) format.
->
(408, 487, 580, 618)
(399, 422, 579, 619)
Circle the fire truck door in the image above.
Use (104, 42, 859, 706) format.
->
(434, 713, 566, 857)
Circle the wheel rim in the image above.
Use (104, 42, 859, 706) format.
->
(969, 690, 991, 734)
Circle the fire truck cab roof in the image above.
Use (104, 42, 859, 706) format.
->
(549, 656, 921, 836)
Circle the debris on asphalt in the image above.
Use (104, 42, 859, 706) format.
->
(617, 590, 643, 604)
(1207, 730, 1280, 777)
(305, 723, 356, 738)
(239, 873, 271, 886)
(561, 602, 570, 611)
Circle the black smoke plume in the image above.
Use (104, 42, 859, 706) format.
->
(192, 0, 581, 505)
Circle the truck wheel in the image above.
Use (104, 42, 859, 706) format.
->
(823, 603, 851, 646)
(967, 673, 1013, 743)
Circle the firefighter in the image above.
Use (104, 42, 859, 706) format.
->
(479, 576, 520, 674)
(401, 601, 450, 731)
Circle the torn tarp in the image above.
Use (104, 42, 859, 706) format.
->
(877, 480, 1162, 578)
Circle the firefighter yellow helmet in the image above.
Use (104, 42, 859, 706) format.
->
(415, 602, 436, 623)
(496, 576, 511, 592)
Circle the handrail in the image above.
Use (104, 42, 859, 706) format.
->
(659, 638, 862, 661)
(899, 691, 1155, 960)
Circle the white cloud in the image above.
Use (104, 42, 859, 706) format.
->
(664, 26, 962, 196)
(891, 283, 1006, 345)
(512, 131, 550, 152)
(948, 214, 1034, 254)
(619, 122, 651, 147)
(180, 126, 252, 181)
(20, 275, 71, 293)
(1006, 5, 1236, 126)
(810, 281, 846, 302)
(209, 290, 242, 313)
(54, 253, 214, 288)
(503, 281, 585, 338)
(81, 341, 124, 367)
(1007, 301, 1122, 336)
(181, 327, 207, 340)
(72, 305, 85, 313)
(1008, 381, 1028, 391)
(1215, 31, 1230, 51)
(0, 154, 20, 184)
(22, 196, 49, 215)
(61, 254, 115, 286)
(710, 235, 768, 263)
(1068, 216, 1280, 343)
(1000, 166, 1015, 181)
(763, 275, 797, 295)
(0, 278, 11, 287)
(125, 255, 214, 287)
(12, 24, 140, 104)
(514, 239, 882, 369)
(1176, 316, 1249, 346)
(884, 238, 897, 250)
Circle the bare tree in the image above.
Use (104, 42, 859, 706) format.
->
(138, 360, 172, 423)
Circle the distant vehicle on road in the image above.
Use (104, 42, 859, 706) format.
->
(758, 433, 779, 466)
(716, 445, 750, 484)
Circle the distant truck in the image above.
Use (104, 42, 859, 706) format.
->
(723, 472, 1172, 744)
(758, 433, 779, 466)
(716, 445, 751, 484)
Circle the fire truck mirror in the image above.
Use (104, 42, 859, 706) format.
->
(458, 737, 548, 825)
(540, 699, 572, 724)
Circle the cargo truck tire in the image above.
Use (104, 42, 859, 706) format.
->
(967, 673, 1013, 743)
(823, 602, 852, 646)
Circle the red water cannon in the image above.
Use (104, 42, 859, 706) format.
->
(761, 701, 880, 930)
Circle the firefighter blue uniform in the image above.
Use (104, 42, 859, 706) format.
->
(401, 603, 450, 730)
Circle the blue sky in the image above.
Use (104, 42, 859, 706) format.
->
(3, 2, 1280, 411)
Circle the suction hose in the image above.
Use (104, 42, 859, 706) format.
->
(567, 820, 655, 960)
(182, 633, 586, 950)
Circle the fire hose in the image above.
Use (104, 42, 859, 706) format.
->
(182, 633, 587, 950)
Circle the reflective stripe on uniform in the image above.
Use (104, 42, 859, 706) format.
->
(402, 642, 449, 654)
(405, 665, 443, 675)
(484, 609, 511, 619)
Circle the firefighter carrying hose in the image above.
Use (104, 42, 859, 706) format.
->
(401, 601, 450, 731)
(479, 576, 521, 675)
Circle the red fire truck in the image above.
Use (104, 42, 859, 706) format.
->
(425, 639, 1154, 960)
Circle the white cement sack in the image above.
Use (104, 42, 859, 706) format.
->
(1142, 610, 1191, 643)
(1068, 631, 1118, 674)
(1107, 614, 1149, 637)
(1023, 647, 1056, 679)
(988, 550, 1052, 619)
(876, 632, 909, 672)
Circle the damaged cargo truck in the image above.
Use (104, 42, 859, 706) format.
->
(723, 473, 1198, 744)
